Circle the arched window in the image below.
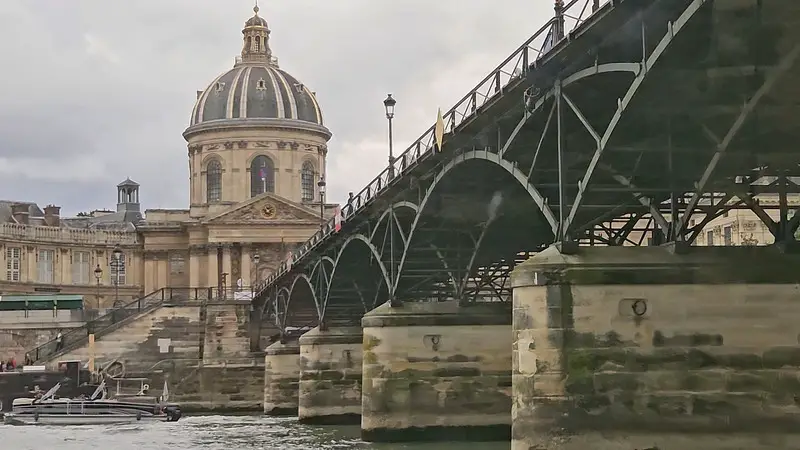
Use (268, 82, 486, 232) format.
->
(206, 160, 222, 203)
(301, 162, 315, 202)
(251, 155, 275, 197)
(255, 37, 260, 52)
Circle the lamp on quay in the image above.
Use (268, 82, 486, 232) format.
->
(111, 245, 123, 307)
(93, 264, 103, 311)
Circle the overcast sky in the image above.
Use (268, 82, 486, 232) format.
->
(0, 0, 552, 215)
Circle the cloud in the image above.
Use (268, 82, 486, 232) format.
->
(0, 0, 553, 216)
(83, 33, 121, 65)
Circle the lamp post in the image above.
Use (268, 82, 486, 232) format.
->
(112, 246, 122, 307)
(318, 176, 326, 231)
(253, 253, 261, 290)
(93, 265, 103, 312)
(383, 94, 396, 178)
(383, 94, 398, 305)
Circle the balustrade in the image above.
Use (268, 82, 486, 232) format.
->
(0, 223, 138, 245)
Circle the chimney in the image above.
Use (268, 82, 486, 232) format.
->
(196, 90, 203, 99)
(10, 203, 29, 225)
(44, 205, 61, 227)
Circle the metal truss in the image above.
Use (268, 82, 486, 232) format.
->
(251, 0, 800, 343)
(256, 0, 616, 292)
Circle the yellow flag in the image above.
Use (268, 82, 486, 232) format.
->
(434, 108, 444, 152)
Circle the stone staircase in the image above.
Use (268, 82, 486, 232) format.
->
(27, 287, 215, 365)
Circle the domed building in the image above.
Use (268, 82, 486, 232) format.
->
(0, 6, 335, 315)
(139, 4, 335, 292)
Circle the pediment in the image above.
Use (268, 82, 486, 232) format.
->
(202, 193, 320, 224)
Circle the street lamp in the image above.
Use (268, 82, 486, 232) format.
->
(93, 265, 103, 311)
(253, 253, 261, 289)
(383, 94, 396, 178)
(383, 94, 398, 301)
(112, 245, 122, 307)
(318, 176, 326, 231)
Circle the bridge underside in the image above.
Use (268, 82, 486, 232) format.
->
(253, 0, 800, 341)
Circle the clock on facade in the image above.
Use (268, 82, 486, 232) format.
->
(261, 203, 277, 219)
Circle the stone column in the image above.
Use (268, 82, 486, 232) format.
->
(189, 246, 203, 288)
(26, 246, 36, 282)
(298, 326, 362, 424)
(263, 339, 301, 416)
(143, 252, 157, 294)
(241, 245, 252, 288)
(510, 244, 800, 450)
(207, 245, 219, 289)
(59, 249, 69, 284)
(361, 301, 512, 443)
(221, 244, 233, 290)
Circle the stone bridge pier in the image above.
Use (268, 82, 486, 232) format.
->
(360, 301, 513, 442)
(511, 245, 800, 450)
(297, 326, 363, 424)
(263, 338, 301, 415)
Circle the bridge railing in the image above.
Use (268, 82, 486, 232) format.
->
(255, 0, 609, 293)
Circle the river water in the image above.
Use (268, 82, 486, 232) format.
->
(4, 414, 510, 450)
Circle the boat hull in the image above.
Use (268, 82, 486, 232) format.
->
(3, 412, 171, 426)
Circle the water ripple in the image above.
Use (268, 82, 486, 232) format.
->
(2, 415, 509, 450)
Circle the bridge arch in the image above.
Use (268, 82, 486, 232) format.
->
(274, 286, 291, 329)
(367, 201, 419, 245)
(394, 151, 558, 302)
(282, 273, 320, 330)
(322, 234, 392, 326)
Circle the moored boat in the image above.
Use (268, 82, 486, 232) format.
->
(3, 380, 182, 426)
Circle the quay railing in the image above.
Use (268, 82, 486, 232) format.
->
(255, 0, 611, 293)
(0, 223, 138, 245)
(27, 287, 216, 364)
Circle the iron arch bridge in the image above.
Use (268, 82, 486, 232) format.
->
(252, 0, 800, 341)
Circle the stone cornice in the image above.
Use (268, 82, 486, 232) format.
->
(183, 118, 332, 142)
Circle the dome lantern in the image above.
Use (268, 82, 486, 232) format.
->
(240, 1, 274, 66)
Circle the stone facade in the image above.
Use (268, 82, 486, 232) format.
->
(361, 301, 513, 442)
(298, 326, 362, 424)
(263, 339, 301, 415)
(170, 364, 264, 413)
(511, 244, 800, 450)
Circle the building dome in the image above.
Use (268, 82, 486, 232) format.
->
(187, 5, 325, 130)
(190, 65, 323, 127)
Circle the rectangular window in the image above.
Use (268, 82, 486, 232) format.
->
(706, 230, 714, 246)
(37, 249, 55, 284)
(110, 252, 126, 286)
(723, 226, 732, 246)
(6, 247, 20, 281)
(71, 251, 90, 284)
